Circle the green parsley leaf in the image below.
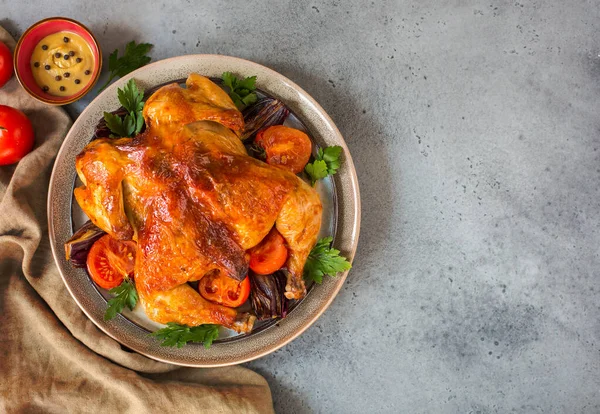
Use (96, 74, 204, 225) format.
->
(120, 79, 145, 135)
(103, 112, 128, 137)
(103, 79, 146, 137)
(237, 75, 257, 91)
(304, 145, 344, 185)
(98, 41, 153, 92)
(118, 79, 144, 115)
(304, 159, 328, 185)
(135, 112, 145, 134)
(303, 237, 352, 284)
(221, 71, 237, 90)
(104, 279, 138, 321)
(221, 72, 258, 110)
(151, 323, 220, 348)
(122, 114, 136, 137)
(318, 146, 343, 175)
(241, 93, 258, 106)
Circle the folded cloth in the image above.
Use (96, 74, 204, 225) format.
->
(0, 26, 273, 414)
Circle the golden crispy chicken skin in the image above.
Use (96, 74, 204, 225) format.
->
(74, 74, 322, 333)
(144, 73, 244, 136)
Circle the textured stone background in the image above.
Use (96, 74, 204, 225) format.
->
(5, 0, 600, 412)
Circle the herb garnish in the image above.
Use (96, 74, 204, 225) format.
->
(103, 79, 145, 137)
(151, 323, 220, 348)
(104, 278, 138, 321)
(98, 41, 153, 92)
(222, 72, 258, 110)
(303, 237, 352, 284)
(304, 145, 343, 185)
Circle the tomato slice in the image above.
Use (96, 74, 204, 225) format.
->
(248, 227, 288, 275)
(199, 272, 251, 308)
(255, 125, 312, 174)
(86, 235, 136, 289)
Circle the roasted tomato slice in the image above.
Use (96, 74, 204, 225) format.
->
(199, 272, 251, 308)
(86, 235, 136, 289)
(248, 227, 288, 275)
(255, 125, 312, 173)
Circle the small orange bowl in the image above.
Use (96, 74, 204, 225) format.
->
(14, 17, 102, 106)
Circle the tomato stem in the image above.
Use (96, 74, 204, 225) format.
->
(0, 126, 6, 130)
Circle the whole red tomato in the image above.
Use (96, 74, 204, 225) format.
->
(0, 41, 13, 88)
(0, 105, 34, 166)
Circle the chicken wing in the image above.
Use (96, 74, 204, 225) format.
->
(74, 74, 322, 332)
(143, 73, 244, 136)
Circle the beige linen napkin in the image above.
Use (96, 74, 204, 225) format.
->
(0, 26, 273, 413)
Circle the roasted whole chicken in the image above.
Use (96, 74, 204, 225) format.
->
(74, 74, 323, 333)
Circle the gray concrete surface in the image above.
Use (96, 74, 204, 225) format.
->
(5, 0, 600, 412)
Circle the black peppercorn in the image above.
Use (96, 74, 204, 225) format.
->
(74, 79, 81, 84)
(42, 86, 49, 92)
(64, 54, 70, 60)
(34, 62, 40, 68)
(59, 86, 66, 91)
(44, 64, 51, 70)
(84, 70, 91, 75)
(55, 52, 61, 58)
(41, 45, 48, 50)
(63, 36, 69, 43)
(69, 50, 75, 56)
(76, 57, 82, 63)
(55, 75, 62, 81)
(64, 72, 70, 78)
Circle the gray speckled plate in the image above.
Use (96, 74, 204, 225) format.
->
(48, 55, 360, 367)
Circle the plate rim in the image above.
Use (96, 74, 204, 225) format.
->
(48, 54, 361, 367)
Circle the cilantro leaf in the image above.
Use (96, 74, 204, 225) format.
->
(304, 159, 328, 185)
(303, 237, 352, 284)
(151, 323, 220, 348)
(304, 145, 344, 185)
(98, 41, 153, 92)
(104, 279, 138, 321)
(221, 72, 258, 110)
(103, 79, 146, 137)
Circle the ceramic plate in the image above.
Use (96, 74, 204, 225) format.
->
(48, 55, 360, 367)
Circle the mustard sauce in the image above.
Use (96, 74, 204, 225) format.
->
(30, 31, 94, 96)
